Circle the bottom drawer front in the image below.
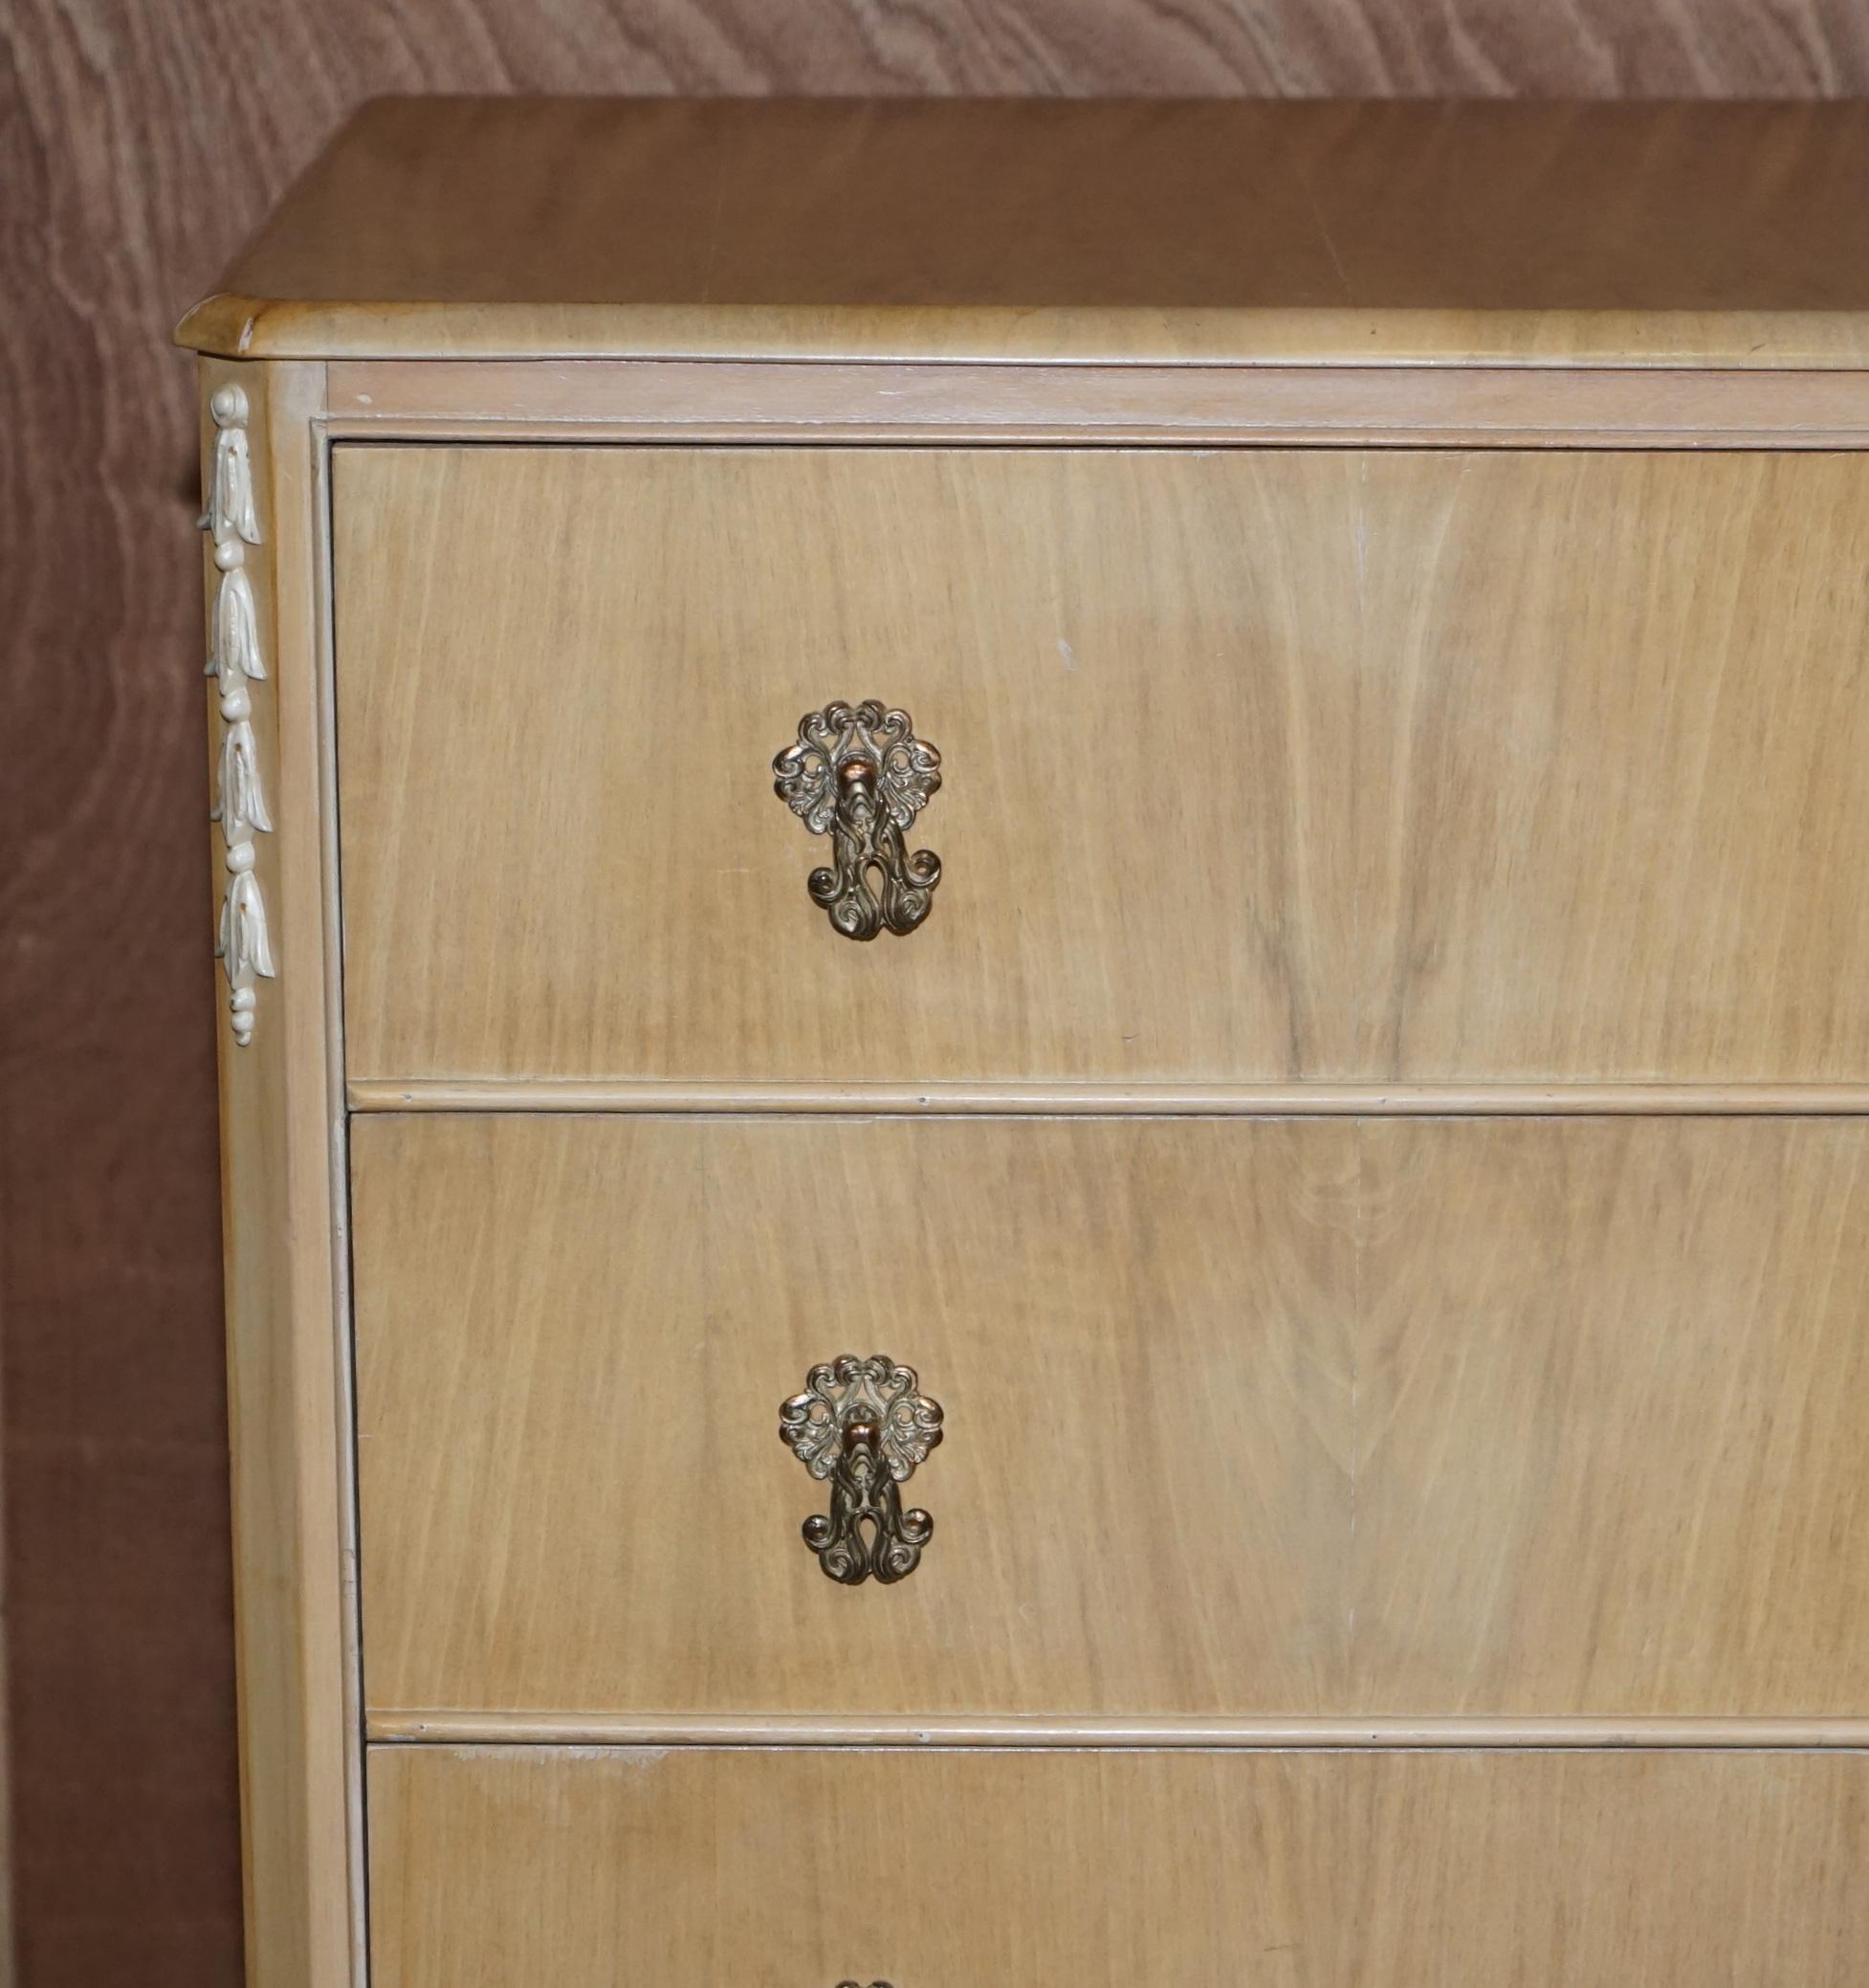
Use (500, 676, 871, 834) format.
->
(369, 1746, 1869, 1985)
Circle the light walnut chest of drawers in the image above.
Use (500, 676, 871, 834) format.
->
(180, 99, 1869, 1986)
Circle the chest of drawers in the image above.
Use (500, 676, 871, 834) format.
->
(180, 99, 1869, 1985)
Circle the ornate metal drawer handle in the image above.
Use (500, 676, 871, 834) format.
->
(780, 1355, 944, 1585)
(773, 701, 942, 939)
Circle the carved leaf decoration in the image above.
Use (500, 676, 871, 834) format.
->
(209, 424, 261, 551)
(202, 386, 272, 1046)
(213, 719, 273, 837)
(218, 871, 276, 985)
(208, 566, 266, 683)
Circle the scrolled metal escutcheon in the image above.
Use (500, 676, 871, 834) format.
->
(779, 1355, 945, 1585)
(773, 701, 942, 939)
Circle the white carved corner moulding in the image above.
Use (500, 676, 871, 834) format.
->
(202, 383, 274, 1047)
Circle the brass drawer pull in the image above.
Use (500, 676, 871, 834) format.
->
(836, 1980, 893, 1986)
(780, 1355, 945, 1585)
(773, 701, 942, 939)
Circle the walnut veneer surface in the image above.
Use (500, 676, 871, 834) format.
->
(335, 443, 1869, 1087)
(353, 1114, 1869, 1721)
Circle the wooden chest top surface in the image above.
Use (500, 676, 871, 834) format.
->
(177, 98, 1869, 364)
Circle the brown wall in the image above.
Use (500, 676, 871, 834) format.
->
(5, 3, 1868, 1981)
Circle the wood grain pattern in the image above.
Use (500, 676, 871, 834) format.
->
(367, 1745, 1869, 1986)
(1352, 1118, 1869, 1713)
(12, 10, 1869, 1977)
(1352, 450, 1869, 1079)
(334, 443, 1357, 1085)
(352, 1115, 1869, 1720)
(178, 99, 1869, 365)
(354, 1115, 1352, 1718)
(336, 444, 1869, 1087)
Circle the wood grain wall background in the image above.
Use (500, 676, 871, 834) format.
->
(3, 2, 1867, 1981)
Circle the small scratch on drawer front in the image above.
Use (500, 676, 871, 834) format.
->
(565, 1746, 670, 1769)
(439, 1743, 674, 1778)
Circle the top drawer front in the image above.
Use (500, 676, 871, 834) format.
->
(335, 445, 1869, 1086)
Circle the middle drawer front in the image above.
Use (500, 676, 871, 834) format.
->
(352, 1114, 1869, 1720)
